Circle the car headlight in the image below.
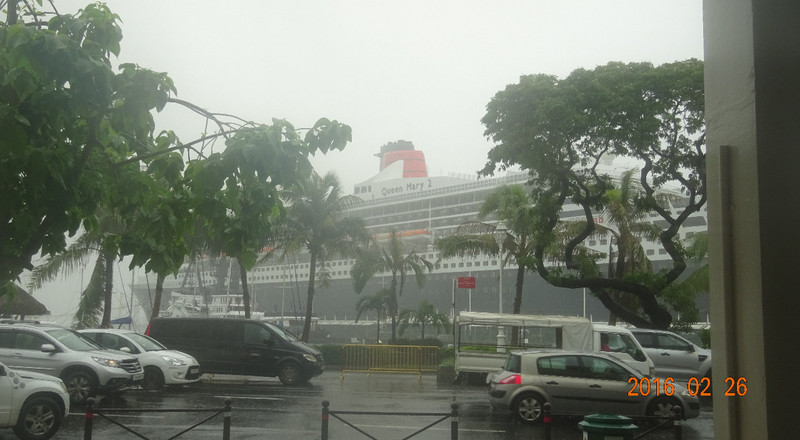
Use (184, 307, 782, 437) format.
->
(303, 353, 317, 363)
(161, 355, 187, 367)
(92, 356, 120, 368)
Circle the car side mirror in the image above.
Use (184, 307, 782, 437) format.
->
(40, 343, 56, 353)
(120, 347, 132, 353)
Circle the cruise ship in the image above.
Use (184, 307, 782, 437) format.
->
(130, 141, 708, 340)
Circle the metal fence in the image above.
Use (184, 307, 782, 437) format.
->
(340, 344, 441, 378)
(82, 397, 232, 440)
(321, 400, 459, 440)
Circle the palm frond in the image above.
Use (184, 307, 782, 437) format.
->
(27, 233, 100, 291)
(72, 254, 106, 329)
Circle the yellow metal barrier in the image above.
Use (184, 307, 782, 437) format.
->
(340, 345, 441, 378)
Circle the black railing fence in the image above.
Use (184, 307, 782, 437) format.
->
(321, 400, 459, 440)
(82, 397, 232, 440)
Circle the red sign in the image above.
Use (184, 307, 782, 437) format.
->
(457, 277, 476, 289)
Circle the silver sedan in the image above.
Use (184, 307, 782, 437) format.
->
(488, 350, 701, 423)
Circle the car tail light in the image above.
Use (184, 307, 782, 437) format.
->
(498, 374, 521, 385)
(145, 322, 152, 336)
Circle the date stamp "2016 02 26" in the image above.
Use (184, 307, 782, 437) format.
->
(627, 376, 748, 397)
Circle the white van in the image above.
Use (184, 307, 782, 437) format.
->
(453, 312, 655, 383)
(592, 324, 655, 377)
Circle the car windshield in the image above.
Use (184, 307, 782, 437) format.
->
(125, 332, 167, 352)
(605, 333, 646, 361)
(264, 322, 297, 342)
(46, 329, 104, 351)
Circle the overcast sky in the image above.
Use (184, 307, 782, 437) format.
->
(29, 0, 704, 326)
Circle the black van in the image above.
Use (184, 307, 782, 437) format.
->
(146, 318, 324, 385)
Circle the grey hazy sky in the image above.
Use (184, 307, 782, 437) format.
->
(62, 0, 704, 189)
(30, 0, 704, 325)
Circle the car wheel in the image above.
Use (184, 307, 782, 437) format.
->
(278, 362, 302, 385)
(62, 370, 96, 404)
(142, 366, 166, 391)
(13, 396, 63, 440)
(512, 393, 545, 423)
(647, 396, 681, 419)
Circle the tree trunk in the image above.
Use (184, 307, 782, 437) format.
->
(151, 272, 166, 321)
(376, 306, 381, 344)
(101, 251, 114, 328)
(301, 251, 317, 342)
(389, 277, 399, 344)
(239, 259, 251, 319)
(510, 265, 525, 345)
(7, 0, 17, 25)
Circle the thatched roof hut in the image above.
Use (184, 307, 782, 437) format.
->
(0, 284, 50, 318)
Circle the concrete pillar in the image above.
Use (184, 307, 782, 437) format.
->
(704, 0, 800, 438)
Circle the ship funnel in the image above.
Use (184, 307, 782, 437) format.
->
(376, 140, 428, 178)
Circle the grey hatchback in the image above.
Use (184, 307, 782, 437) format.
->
(488, 350, 700, 423)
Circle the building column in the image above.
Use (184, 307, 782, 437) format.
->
(704, 0, 800, 438)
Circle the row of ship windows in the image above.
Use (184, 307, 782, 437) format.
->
(352, 195, 704, 224)
(175, 228, 701, 283)
(229, 259, 521, 283)
(349, 190, 494, 217)
(361, 202, 484, 226)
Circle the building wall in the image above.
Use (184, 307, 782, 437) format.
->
(704, 0, 800, 438)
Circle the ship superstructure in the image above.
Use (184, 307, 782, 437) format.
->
(130, 141, 708, 338)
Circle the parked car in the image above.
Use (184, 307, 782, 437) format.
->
(146, 317, 324, 385)
(0, 323, 143, 403)
(79, 329, 201, 390)
(1, 360, 70, 440)
(629, 328, 712, 381)
(592, 324, 655, 377)
(488, 350, 700, 424)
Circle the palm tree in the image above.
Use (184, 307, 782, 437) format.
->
(434, 184, 537, 345)
(680, 231, 709, 293)
(27, 211, 125, 328)
(600, 169, 663, 324)
(398, 300, 451, 340)
(351, 231, 434, 344)
(663, 231, 707, 328)
(273, 171, 369, 342)
(354, 288, 390, 344)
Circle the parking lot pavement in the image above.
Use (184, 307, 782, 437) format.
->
(9, 371, 712, 440)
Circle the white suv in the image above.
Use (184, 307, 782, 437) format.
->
(1, 360, 70, 440)
(80, 329, 201, 390)
(0, 323, 144, 403)
(630, 328, 712, 381)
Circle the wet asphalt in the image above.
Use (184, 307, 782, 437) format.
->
(1, 371, 713, 440)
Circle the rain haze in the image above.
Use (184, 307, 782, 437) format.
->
(26, 0, 704, 327)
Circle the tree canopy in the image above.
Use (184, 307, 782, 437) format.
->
(1, 2, 352, 314)
(480, 60, 705, 329)
(271, 171, 368, 341)
(351, 231, 434, 344)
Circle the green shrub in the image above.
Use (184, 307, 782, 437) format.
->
(439, 346, 454, 367)
(394, 337, 446, 348)
(697, 328, 711, 349)
(312, 344, 344, 366)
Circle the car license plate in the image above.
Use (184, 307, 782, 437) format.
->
(189, 367, 199, 374)
(133, 373, 144, 381)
